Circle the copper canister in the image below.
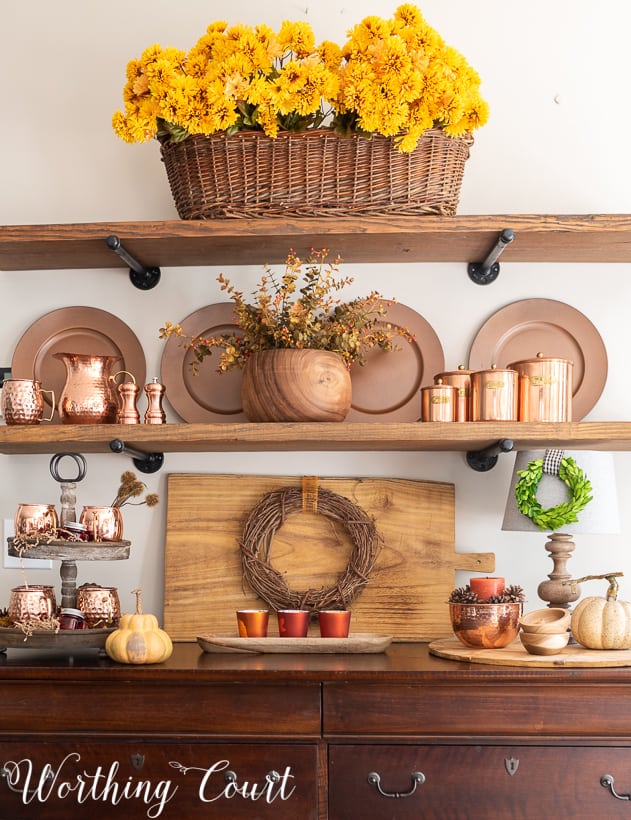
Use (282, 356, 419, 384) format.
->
(471, 366, 518, 421)
(421, 380, 456, 422)
(434, 366, 472, 422)
(508, 353, 573, 422)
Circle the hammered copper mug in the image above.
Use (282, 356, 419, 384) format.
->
(8, 585, 57, 624)
(1, 379, 55, 425)
(76, 584, 121, 627)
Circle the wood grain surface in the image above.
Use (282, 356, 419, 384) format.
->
(429, 636, 631, 667)
(197, 633, 392, 654)
(164, 474, 494, 641)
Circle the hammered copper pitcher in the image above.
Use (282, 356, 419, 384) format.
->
(54, 353, 121, 424)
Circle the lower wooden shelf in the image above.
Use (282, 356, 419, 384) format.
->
(0, 421, 630, 455)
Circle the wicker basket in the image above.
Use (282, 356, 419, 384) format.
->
(160, 128, 472, 219)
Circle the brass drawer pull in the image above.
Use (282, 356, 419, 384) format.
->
(601, 774, 631, 801)
(367, 771, 425, 799)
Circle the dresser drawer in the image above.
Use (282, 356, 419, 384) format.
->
(0, 739, 319, 819)
(328, 743, 631, 819)
(0, 680, 321, 736)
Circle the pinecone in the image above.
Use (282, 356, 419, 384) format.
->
(487, 594, 505, 603)
(502, 584, 526, 603)
(448, 585, 482, 604)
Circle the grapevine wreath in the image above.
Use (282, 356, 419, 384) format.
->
(514, 454, 593, 531)
(239, 484, 381, 611)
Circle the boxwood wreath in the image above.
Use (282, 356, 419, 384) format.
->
(515, 456, 593, 531)
(239, 486, 381, 611)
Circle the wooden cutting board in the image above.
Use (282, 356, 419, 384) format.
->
(164, 474, 494, 642)
(429, 636, 631, 668)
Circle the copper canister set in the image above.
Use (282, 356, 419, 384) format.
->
(420, 353, 573, 423)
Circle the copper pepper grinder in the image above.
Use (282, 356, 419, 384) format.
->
(144, 377, 166, 424)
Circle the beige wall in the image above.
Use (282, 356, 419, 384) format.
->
(1, 1, 629, 618)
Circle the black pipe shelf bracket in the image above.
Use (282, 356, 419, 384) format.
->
(468, 228, 515, 285)
(106, 235, 161, 290)
(466, 438, 514, 472)
(109, 438, 164, 474)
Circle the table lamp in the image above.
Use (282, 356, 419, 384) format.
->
(502, 449, 619, 609)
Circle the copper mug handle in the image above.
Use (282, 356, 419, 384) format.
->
(41, 389, 55, 422)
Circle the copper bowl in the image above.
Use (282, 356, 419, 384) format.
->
(449, 602, 522, 649)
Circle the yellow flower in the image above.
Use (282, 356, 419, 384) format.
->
(113, 5, 488, 149)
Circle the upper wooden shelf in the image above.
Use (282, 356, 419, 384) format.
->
(1, 214, 631, 270)
(0, 421, 630, 456)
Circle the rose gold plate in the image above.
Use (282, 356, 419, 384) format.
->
(11, 307, 146, 422)
(347, 301, 444, 421)
(161, 301, 444, 423)
(160, 302, 247, 423)
(467, 298, 607, 421)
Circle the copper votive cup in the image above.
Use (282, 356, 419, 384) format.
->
(277, 609, 311, 638)
(318, 610, 351, 638)
(236, 609, 269, 638)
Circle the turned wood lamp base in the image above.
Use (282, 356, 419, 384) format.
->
(537, 533, 581, 610)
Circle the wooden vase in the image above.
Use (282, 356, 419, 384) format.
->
(241, 349, 352, 422)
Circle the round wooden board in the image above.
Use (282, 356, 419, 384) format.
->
(429, 636, 631, 668)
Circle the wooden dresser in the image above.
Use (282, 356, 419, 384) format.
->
(1, 642, 630, 819)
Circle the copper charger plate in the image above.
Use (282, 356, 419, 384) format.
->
(347, 301, 444, 422)
(160, 303, 247, 423)
(11, 307, 146, 422)
(467, 298, 607, 421)
(161, 302, 444, 423)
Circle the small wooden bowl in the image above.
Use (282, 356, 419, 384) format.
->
(520, 630, 570, 655)
(519, 607, 571, 634)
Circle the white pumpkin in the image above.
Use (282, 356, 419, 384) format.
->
(571, 578, 631, 650)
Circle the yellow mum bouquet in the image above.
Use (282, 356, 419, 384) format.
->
(113, 4, 488, 153)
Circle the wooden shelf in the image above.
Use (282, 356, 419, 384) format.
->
(0, 421, 630, 455)
(1, 214, 631, 270)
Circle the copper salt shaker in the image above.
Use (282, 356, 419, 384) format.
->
(144, 378, 166, 424)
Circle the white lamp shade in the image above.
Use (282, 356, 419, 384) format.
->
(502, 450, 619, 534)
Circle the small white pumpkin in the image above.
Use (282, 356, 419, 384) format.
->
(105, 589, 173, 664)
(571, 575, 631, 650)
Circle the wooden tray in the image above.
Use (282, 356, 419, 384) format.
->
(164, 474, 494, 642)
(0, 627, 113, 651)
(429, 636, 631, 668)
(197, 632, 392, 654)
